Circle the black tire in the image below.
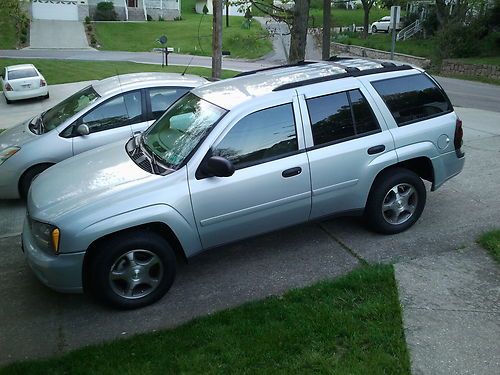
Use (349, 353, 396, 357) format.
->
(88, 231, 176, 309)
(365, 168, 426, 234)
(385, 28, 389, 33)
(44, 92, 49, 99)
(372, 25, 377, 33)
(5, 97, 12, 104)
(19, 164, 53, 200)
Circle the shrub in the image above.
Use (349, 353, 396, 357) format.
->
(174, 16, 183, 21)
(85, 16, 91, 24)
(86, 24, 93, 32)
(20, 35, 27, 44)
(95, 2, 117, 21)
(90, 34, 97, 46)
(436, 22, 482, 59)
(147, 14, 153, 21)
(158, 15, 164, 21)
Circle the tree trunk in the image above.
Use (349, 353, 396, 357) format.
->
(322, 0, 331, 60)
(289, 0, 310, 63)
(212, 0, 223, 79)
(363, 4, 370, 38)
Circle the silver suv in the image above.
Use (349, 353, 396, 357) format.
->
(23, 59, 465, 309)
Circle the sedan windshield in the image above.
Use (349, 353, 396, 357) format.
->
(41, 86, 100, 132)
(143, 93, 226, 170)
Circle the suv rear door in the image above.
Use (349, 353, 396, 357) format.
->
(297, 79, 397, 219)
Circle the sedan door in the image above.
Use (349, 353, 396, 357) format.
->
(72, 90, 142, 155)
(188, 99, 312, 249)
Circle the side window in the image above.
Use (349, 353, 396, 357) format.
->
(307, 91, 354, 146)
(372, 73, 452, 126)
(81, 91, 142, 133)
(212, 103, 298, 169)
(148, 87, 190, 120)
(306, 90, 380, 147)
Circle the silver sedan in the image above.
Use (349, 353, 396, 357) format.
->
(0, 72, 207, 199)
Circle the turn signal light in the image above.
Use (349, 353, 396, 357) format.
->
(51, 228, 60, 253)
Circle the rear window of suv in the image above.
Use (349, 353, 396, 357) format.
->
(372, 73, 452, 127)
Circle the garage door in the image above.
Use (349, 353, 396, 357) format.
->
(32, 0, 79, 21)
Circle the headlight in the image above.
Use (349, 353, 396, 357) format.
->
(31, 219, 60, 254)
(0, 146, 20, 166)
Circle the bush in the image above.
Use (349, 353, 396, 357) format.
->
(95, 2, 117, 21)
(158, 15, 164, 21)
(86, 24, 93, 32)
(436, 22, 482, 59)
(90, 34, 97, 46)
(85, 16, 91, 24)
(20, 35, 27, 44)
(147, 14, 153, 21)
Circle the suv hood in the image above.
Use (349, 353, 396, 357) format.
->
(29, 141, 155, 221)
(0, 118, 37, 150)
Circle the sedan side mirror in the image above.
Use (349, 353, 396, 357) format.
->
(76, 124, 90, 136)
(203, 156, 235, 178)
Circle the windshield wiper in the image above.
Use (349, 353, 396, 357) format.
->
(139, 135, 161, 174)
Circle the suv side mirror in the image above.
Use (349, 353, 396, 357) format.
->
(203, 156, 235, 178)
(76, 124, 90, 136)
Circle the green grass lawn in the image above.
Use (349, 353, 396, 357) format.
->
(452, 56, 500, 67)
(335, 33, 437, 60)
(0, 13, 18, 49)
(310, 7, 389, 28)
(0, 265, 410, 374)
(0, 59, 238, 88)
(93, 0, 272, 59)
(479, 230, 500, 263)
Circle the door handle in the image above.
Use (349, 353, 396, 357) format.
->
(282, 167, 302, 178)
(367, 145, 386, 155)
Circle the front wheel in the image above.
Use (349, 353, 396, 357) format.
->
(372, 25, 378, 33)
(365, 168, 426, 234)
(88, 231, 176, 309)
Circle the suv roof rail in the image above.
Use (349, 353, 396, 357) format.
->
(234, 61, 315, 77)
(273, 63, 413, 92)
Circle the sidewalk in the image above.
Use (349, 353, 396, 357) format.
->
(395, 246, 500, 374)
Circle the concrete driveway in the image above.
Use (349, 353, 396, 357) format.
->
(0, 104, 498, 365)
(29, 20, 91, 49)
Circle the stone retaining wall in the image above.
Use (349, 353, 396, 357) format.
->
(441, 60, 500, 80)
(330, 42, 431, 68)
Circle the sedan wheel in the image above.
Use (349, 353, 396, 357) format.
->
(372, 25, 378, 33)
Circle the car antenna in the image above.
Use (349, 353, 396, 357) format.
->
(181, 55, 195, 76)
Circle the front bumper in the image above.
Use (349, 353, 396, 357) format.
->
(22, 217, 85, 293)
(5, 87, 48, 101)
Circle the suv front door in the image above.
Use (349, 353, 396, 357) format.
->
(188, 98, 311, 249)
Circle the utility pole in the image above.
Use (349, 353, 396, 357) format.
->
(212, 0, 223, 79)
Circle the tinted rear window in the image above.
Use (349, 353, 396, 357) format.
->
(8, 68, 38, 80)
(372, 73, 452, 126)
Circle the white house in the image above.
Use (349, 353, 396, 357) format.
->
(30, 0, 181, 21)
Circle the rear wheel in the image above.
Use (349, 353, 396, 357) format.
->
(372, 25, 378, 33)
(43, 92, 49, 99)
(5, 97, 12, 104)
(88, 231, 176, 309)
(19, 164, 53, 200)
(365, 168, 426, 234)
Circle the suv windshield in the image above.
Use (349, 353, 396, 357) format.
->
(41, 86, 100, 132)
(143, 93, 226, 170)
